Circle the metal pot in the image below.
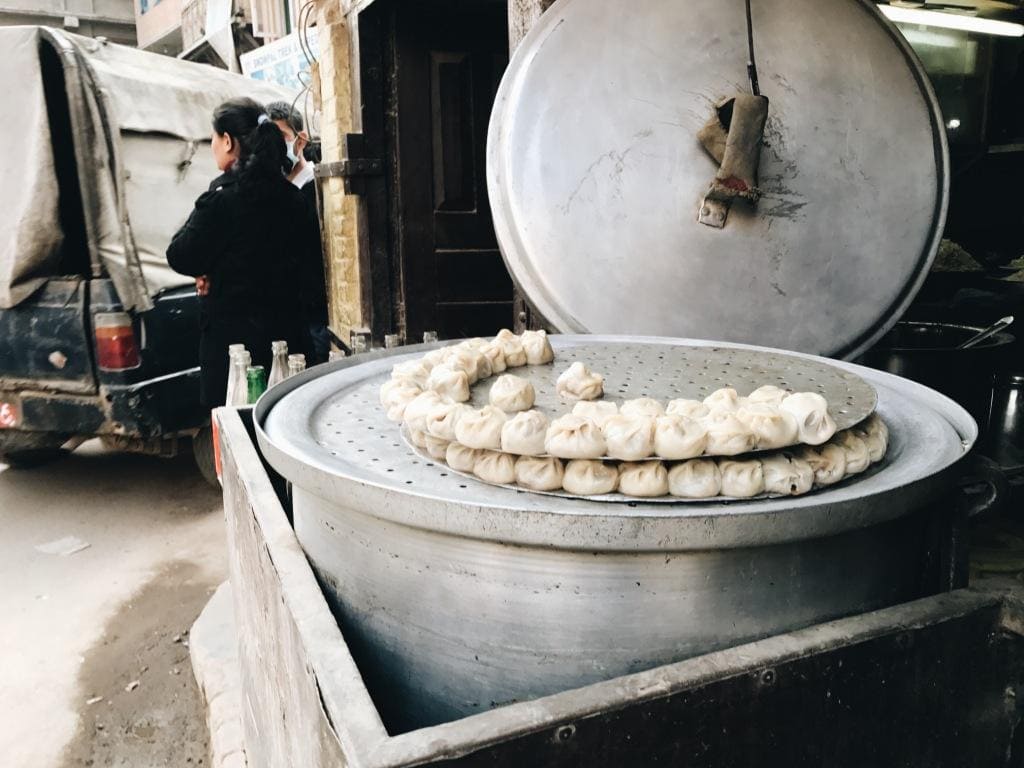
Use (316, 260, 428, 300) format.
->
(860, 321, 1014, 432)
(257, 336, 975, 733)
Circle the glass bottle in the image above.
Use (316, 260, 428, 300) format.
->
(246, 365, 267, 404)
(423, 331, 439, 344)
(228, 350, 251, 407)
(352, 332, 370, 354)
(287, 353, 307, 377)
(268, 340, 288, 388)
(328, 349, 346, 362)
(384, 333, 401, 349)
(224, 344, 247, 406)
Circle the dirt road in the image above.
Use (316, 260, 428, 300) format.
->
(0, 440, 226, 768)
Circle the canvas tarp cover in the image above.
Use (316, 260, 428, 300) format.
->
(0, 26, 291, 309)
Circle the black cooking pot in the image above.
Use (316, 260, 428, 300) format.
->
(860, 321, 1015, 433)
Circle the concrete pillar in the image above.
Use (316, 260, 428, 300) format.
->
(313, 1, 365, 346)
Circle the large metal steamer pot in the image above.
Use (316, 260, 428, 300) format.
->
(257, 336, 975, 733)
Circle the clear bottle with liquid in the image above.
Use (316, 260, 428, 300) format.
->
(287, 353, 307, 377)
(224, 344, 247, 406)
(228, 350, 251, 407)
(268, 340, 288, 388)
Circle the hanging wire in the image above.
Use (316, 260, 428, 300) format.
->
(744, 0, 760, 96)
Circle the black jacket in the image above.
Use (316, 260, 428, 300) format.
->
(167, 171, 317, 406)
(299, 178, 329, 326)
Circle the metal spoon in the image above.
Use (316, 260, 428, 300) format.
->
(958, 316, 1014, 350)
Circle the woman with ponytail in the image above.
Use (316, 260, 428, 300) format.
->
(167, 97, 317, 406)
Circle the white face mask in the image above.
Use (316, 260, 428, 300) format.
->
(285, 138, 300, 169)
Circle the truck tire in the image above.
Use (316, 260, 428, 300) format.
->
(0, 432, 74, 468)
(192, 426, 219, 487)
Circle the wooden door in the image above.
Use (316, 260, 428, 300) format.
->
(391, 1, 512, 341)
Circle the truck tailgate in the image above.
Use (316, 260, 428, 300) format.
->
(0, 278, 96, 394)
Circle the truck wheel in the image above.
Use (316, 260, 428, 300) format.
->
(0, 432, 74, 468)
(192, 427, 219, 486)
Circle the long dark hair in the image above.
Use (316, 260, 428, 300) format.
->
(212, 97, 290, 192)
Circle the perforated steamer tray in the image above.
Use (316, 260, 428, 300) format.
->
(322, 339, 880, 504)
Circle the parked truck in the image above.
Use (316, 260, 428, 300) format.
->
(0, 26, 288, 478)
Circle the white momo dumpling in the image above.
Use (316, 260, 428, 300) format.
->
(489, 374, 535, 412)
(390, 360, 430, 388)
(514, 456, 565, 491)
(745, 385, 790, 407)
(473, 450, 516, 484)
(761, 454, 814, 496)
(572, 400, 619, 428)
(668, 459, 722, 498)
(495, 329, 527, 368)
(447, 348, 488, 383)
(521, 330, 555, 365)
(446, 443, 481, 473)
(403, 391, 447, 433)
(562, 459, 619, 496)
(795, 444, 847, 486)
(379, 380, 422, 423)
(780, 392, 837, 445)
(501, 410, 549, 456)
(408, 429, 429, 449)
(425, 402, 472, 441)
(735, 404, 799, 449)
(422, 347, 451, 370)
(702, 411, 755, 456)
(831, 430, 871, 475)
(620, 398, 665, 418)
(556, 362, 604, 401)
(424, 434, 450, 462)
(654, 415, 708, 460)
(454, 405, 508, 450)
(545, 414, 607, 459)
(458, 337, 488, 350)
(704, 387, 742, 413)
(853, 414, 888, 462)
(427, 364, 470, 402)
(602, 414, 656, 461)
(666, 399, 710, 419)
(618, 461, 669, 498)
(479, 341, 507, 375)
(719, 459, 765, 498)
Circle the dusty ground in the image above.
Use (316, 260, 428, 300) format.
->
(0, 440, 226, 768)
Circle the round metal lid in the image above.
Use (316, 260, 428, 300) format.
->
(486, 0, 949, 359)
(256, 336, 975, 551)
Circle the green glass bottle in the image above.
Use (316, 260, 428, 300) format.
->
(246, 365, 267, 404)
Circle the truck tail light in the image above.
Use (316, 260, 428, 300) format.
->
(94, 312, 141, 371)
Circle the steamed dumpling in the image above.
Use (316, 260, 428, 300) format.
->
(390, 360, 430, 388)
(666, 399, 710, 419)
(447, 348, 488, 384)
(602, 414, 656, 461)
(831, 430, 871, 474)
(745, 385, 790, 407)
(562, 459, 619, 496)
(501, 410, 549, 456)
(795, 443, 848, 486)
(719, 459, 765, 497)
(780, 392, 837, 445)
(498, 333, 527, 368)
(473, 450, 516, 484)
(545, 414, 607, 459)
(654, 415, 708, 460)
(408, 429, 429, 449)
(446, 443, 482, 473)
(702, 411, 756, 456)
(380, 380, 422, 423)
(556, 362, 604, 401)
(424, 402, 472, 441)
(480, 341, 507, 375)
(489, 374, 536, 412)
(761, 454, 814, 496)
(668, 459, 722, 498)
(521, 330, 555, 365)
(735, 404, 799, 450)
(427, 364, 470, 402)
(618, 461, 669, 498)
(853, 414, 888, 462)
(403, 391, 447, 433)
(572, 400, 619, 428)
(704, 387, 742, 413)
(421, 347, 451, 370)
(620, 398, 665, 418)
(424, 434, 450, 462)
(454, 405, 508, 450)
(514, 455, 564, 491)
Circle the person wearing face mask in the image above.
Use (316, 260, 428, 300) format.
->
(266, 101, 329, 363)
(167, 97, 315, 407)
